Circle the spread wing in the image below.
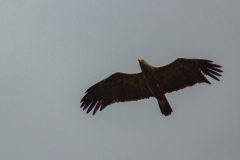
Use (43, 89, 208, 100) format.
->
(80, 72, 153, 115)
(156, 58, 223, 93)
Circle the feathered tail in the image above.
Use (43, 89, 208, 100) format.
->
(157, 95, 173, 116)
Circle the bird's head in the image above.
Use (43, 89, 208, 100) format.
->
(138, 59, 148, 65)
(138, 59, 154, 71)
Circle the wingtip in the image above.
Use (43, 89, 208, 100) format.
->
(206, 81, 211, 85)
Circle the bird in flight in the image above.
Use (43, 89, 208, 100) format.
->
(80, 58, 222, 116)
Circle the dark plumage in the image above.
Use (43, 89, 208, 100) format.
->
(80, 58, 223, 116)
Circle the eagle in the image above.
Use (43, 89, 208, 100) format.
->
(80, 58, 222, 116)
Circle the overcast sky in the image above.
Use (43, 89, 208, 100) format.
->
(1, 1, 240, 160)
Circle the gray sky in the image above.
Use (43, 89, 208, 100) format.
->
(0, 1, 240, 160)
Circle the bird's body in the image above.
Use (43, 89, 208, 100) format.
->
(138, 60, 173, 115)
(80, 58, 222, 116)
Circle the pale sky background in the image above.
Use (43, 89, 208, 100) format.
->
(0, 1, 240, 160)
